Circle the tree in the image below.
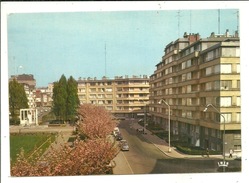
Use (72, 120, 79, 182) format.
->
(66, 76, 80, 121)
(77, 104, 117, 139)
(11, 99, 119, 176)
(11, 138, 118, 176)
(52, 74, 79, 122)
(9, 79, 28, 124)
(52, 75, 68, 121)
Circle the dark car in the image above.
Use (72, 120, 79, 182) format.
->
(115, 134, 123, 141)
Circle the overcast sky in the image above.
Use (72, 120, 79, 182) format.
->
(7, 7, 238, 87)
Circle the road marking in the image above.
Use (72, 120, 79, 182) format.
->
(121, 151, 134, 174)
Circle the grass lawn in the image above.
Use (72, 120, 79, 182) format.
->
(10, 133, 56, 164)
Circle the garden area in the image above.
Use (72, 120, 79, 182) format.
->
(10, 133, 56, 164)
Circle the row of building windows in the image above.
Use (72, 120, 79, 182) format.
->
(153, 63, 240, 85)
(78, 80, 149, 87)
(152, 80, 240, 97)
(151, 96, 241, 107)
(78, 88, 149, 93)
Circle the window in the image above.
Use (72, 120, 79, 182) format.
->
(205, 128, 209, 135)
(237, 64, 240, 73)
(220, 80, 232, 90)
(237, 97, 241, 106)
(186, 60, 191, 68)
(182, 110, 186, 117)
(169, 88, 173, 94)
(106, 88, 112, 92)
(222, 47, 240, 57)
(214, 65, 220, 73)
(206, 51, 214, 61)
(236, 113, 241, 123)
(169, 78, 173, 84)
(234, 134, 241, 140)
(221, 113, 232, 123)
(186, 72, 191, 80)
(214, 81, 220, 90)
(237, 80, 240, 89)
(206, 67, 212, 76)
(205, 82, 212, 91)
(220, 97, 232, 107)
(182, 62, 186, 70)
(187, 98, 192, 105)
(221, 64, 232, 73)
(187, 85, 191, 93)
(182, 74, 186, 81)
(186, 111, 192, 118)
(234, 145, 241, 151)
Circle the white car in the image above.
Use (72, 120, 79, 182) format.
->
(121, 142, 129, 151)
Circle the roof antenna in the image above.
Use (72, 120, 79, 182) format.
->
(218, 9, 220, 34)
(234, 10, 239, 35)
(176, 10, 182, 37)
(189, 10, 192, 34)
(105, 42, 107, 77)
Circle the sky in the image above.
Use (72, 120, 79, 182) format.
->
(7, 7, 239, 87)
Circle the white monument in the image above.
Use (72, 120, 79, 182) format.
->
(20, 108, 38, 126)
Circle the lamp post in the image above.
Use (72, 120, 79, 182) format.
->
(158, 99, 171, 152)
(143, 103, 147, 134)
(203, 104, 228, 172)
(17, 65, 23, 74)
(138, 99, 148, 134)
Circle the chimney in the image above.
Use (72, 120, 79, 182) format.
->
(210, 32, 215, 37)
(188, 33, 200, 43)
(183, 32, 188, 38)
(235, 30, 239, 37)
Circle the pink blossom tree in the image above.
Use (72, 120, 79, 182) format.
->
(11, 104, 119, 176)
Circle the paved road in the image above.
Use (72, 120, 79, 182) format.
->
(113, 119, 241, 174)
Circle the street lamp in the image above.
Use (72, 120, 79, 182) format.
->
(158, 99, 171, 152)
(17, 65, 23, 74)
(138, 99, 148, 134)
(203, 104, 228, 172)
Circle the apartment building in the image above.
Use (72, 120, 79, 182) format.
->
(149, 30, 241, 154)
(77, 75, 150, 118)
(9, 74, 36, 109)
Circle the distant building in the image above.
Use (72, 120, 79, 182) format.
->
(149, 30, 241, 155)
(35, 87, 53, 107)
(77, 75, 150, 118)
(9, 74, 36, 109)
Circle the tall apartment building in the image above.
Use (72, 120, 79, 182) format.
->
(149, 30, 241, 154)
(77, 75, 149, 118)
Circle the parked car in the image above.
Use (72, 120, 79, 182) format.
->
(137, 128, 144, 132)
(121, 142, 129, 151)
(119, 139, 127, 147)
(115, 133, 123, 141)
(113, 127, 120, 136)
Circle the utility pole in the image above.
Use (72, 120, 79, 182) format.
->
(105, 42, 107, 77)
(218, 9, 220, 34)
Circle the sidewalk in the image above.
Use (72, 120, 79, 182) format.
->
(132, 122, 224, 160)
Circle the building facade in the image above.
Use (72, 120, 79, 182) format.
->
(9, 74, 37, 109)
(77, 75, 150, 118)
(149, 30, 241, 155)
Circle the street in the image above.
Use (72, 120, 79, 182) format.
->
(113, 119, 241, 174)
